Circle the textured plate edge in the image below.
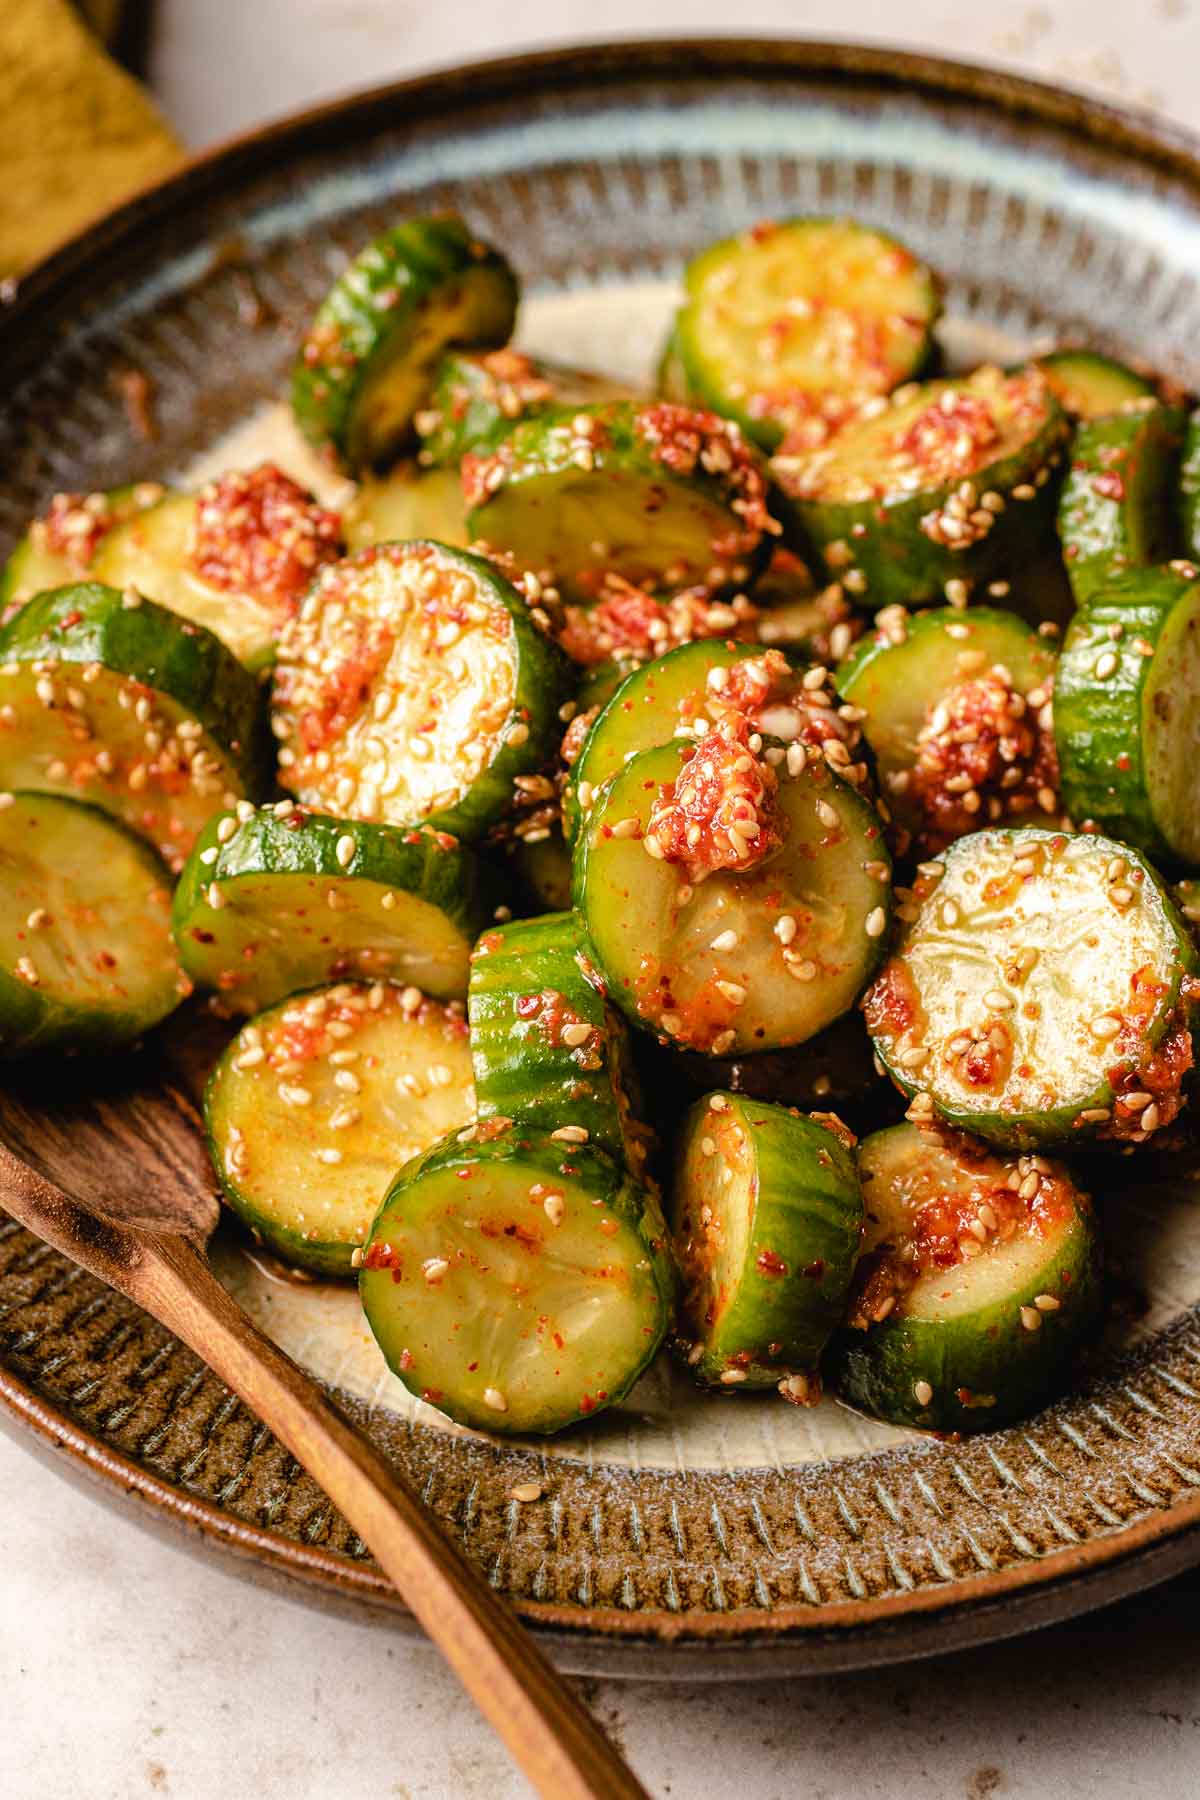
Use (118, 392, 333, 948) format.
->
(4, 35, 1200, 1669)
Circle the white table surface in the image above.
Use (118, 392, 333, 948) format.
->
(6, 5, 1200, 1796)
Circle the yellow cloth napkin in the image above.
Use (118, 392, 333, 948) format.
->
(0, 0, 182, 276)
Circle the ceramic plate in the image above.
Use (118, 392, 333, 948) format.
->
(5, 39, 1200, 1678)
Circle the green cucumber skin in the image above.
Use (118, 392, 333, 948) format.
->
(0, 582, 268, 795)
(674, 1094, 863, 1387)
(360, 1132, 675, 1435)
(465, 401, 776, 600)
(676, 218, 941, 453)
(782, 392, 1069, 608)
(468, 911, 635, 1165)
(417, 352, 631, 468)
(291, 216, 518, 471)
(410, 546, 573, 844)
(1036, 350, 1154, 421)
(1177, 408, 1200, 561)
(655, 325, 694, 404)
(836, 604, 1054, 707)
(564, 639, 765, 843)
(172, 805, 494, 1007)
(830, 1214, 1101, 1433)
(869, 827, 1198, 1150)
(1057, 402, 1185, 604)
(1054, 570, 1200, 866)
(0, 792, 183, 1057)
(204, 1046, 357, 1280)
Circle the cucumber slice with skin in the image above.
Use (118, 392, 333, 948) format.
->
(1054, 566, 1200, 869)
(360, 1127, 674, 1435)
(344, 465, 469, 551)
(575, 736, 891, 1055)
(565, 639, 868, 844)
(831, 1122, 1101, 1432)
(676, 217, 941, 453)
(469, 911, 649, 1171)
(671, 1092, 863, 1392)
(1057, 399, 1185, 604)
(0, 482, 165, 614)
(774, 365, 1070, 608)
(0, 791, 186, 1055)
(864, 825, 1198, 1150)
(465, 400, 782, 602)
(272, 540, 571, 842)
(416, 349, 633, 468)
(655, 326, 694, 404)
(92, 469, 342, 673)
(0, 583, 266, 874)
(1036, 349, 1154, 421)
(1175, 407, 1200, 561)
(173, 802, 493, 1014)
(206, 980, 473, 1277)
(291, 215, 518, 471)
(835, 606, 1059, 855)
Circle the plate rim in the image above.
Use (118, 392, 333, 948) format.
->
(5, 33, 1200, 1666)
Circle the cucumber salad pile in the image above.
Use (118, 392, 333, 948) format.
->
(4, 209, 1200, 1440)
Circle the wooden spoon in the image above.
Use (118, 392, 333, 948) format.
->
(0, 1051, 648, 1800)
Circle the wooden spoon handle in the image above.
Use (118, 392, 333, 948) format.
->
(136, 1232, 649, 1800)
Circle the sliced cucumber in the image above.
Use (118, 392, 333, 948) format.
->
(272, 541, 570, 842)
(206, 981, 473, 1277)
(671, 1092, 862, 1391)
(0, 482, 165, 613)
(1054, 566, 1200, 869)
(416, 349, 632, 468)
(1057, 399, 1185, 604)
(0, 583, 266, 873)
(469, 911, 648, 1171)
(360, 1128, 674, 1435)
(565, 639, 867, 843)
(92, 469, 342, 672)
(864, 826, 1198, 1149)
(655, 325, 693, 405)
(835, 606, 1059, 854)
(465, 400, 781, 601)
(0, 791, 185, 1055)
(774, 365, 1069, 607)
(344, 465, 469, 551)
(675, 218, 940, 452)
(575, 734, 891, 1056)
(173, 802, 493, 1013)
(292, 215, 518, 470)
(830, 1122, 1101, 1431)
(1175, 407, 1200, 561)
(1036, 349, 1154, 420)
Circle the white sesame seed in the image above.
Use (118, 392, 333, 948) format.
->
(1020, 1306, 1042, 1332)
(422, 1257, 450, 1284)
(1035, 1293, 1061, 1312)
(335, 833, 356, 869)
(334, 1069, 361, 1094)
(233, 1046, 266, 1071)
(1090, 1014, 1122, 1039)
(982, 989, 1013, 1011)
(510, 1482, 543, 1503)
(15, 956, 39, 986)
(206, 883, 225, 910)
(560, 1021, 592, 1048)
(720, 1368, 748, 1384)
(483, 1387, 508, 1413)
(715, 978, 747, 1005)
(551, 1125, 589, 1143)
(816, 799, 840, 830)
(1141, 1102, 1162, 1133)
(278, 1084, 312, 1107)
(914, 1380, 933, 1406)
(710, 929, 739, 952)
(865, 907, 887, 939)
(314, 1148, 343, 1165)
(774, 914, 797, 946)
(609, 816, 640, 840)
(543, 1191, 565, 1226)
